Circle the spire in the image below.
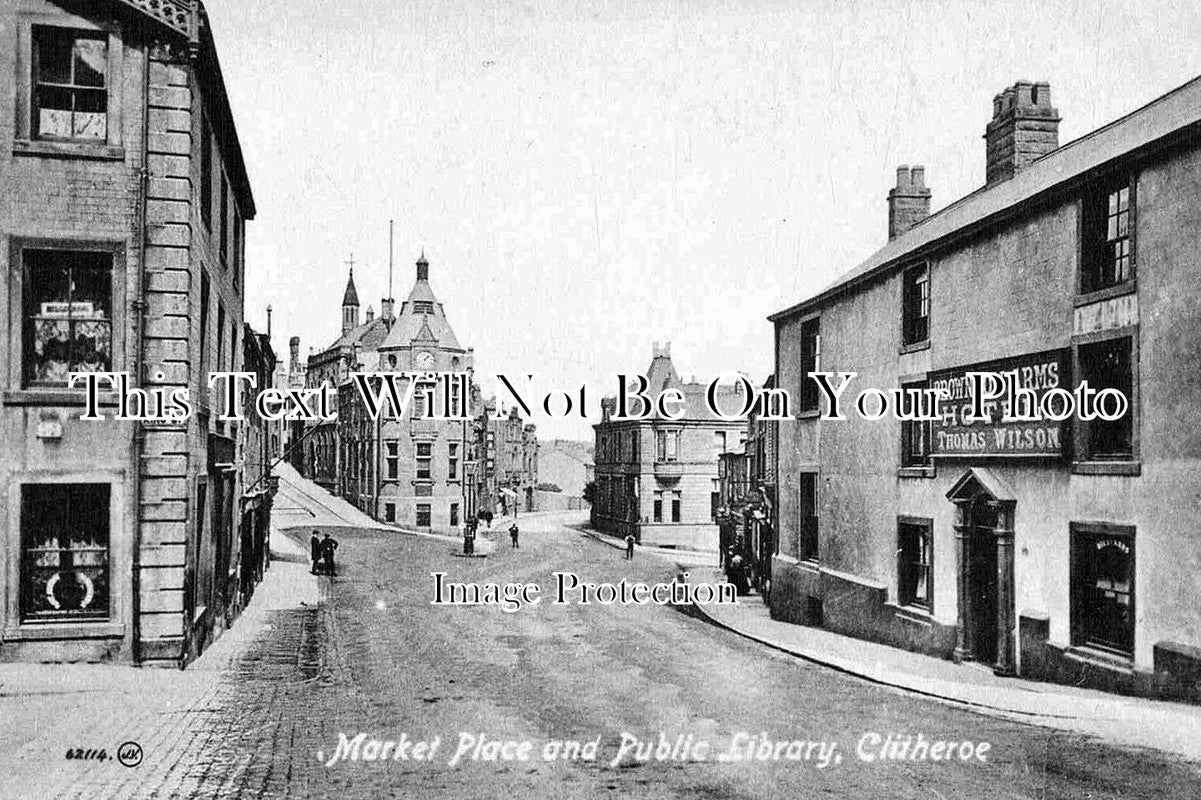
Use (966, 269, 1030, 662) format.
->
(342, 266, 360, 307)
(341, 257, 360, 335)
(416, 250, 429, 282)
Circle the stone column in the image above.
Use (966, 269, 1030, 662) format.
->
(994, 502, 1017, 676)
(953, 501, 974, 663)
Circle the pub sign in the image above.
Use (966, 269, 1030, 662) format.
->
(929, 349, 1070, 457)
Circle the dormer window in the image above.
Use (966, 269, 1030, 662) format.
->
(412, 301, 434, 315)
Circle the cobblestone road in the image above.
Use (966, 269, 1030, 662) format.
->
(3, 512, 1199, 799)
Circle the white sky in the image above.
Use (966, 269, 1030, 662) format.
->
(212, 0, 1201, 440)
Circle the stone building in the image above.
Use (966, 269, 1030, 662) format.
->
(591, 343, 746, 550)
(0, 0, 263, 665)
(769, 78, 1201, 700)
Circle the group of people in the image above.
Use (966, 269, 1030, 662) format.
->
(309, 531, 339, 576)
(463, 518, 522, 554)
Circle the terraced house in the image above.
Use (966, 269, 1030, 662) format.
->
(0, 0, 264, 665)
(770, 78, 1201, 700)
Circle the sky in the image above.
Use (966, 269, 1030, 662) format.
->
(210, 0, 1201, 440)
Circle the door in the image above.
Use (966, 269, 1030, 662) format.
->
(968, 494, 998, 664)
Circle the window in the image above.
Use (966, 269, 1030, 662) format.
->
(416, 442, 432, 480)
(219, 173, 229, 267)
(384, 503, 395, 523)
(1071, 523, 1135, 658)
(1082, 179, 1133, 294)
(711, 479, 720, 520)
(448, 442, 459, 480)
(385, 441, 399, 480)
(416, 504, 431, 527)
(201, 115, 212, 230)
(656, 430, 679, 461)
(216, 303, 225, 373)
(450, 503, 459, 527)
(32, 27, 108, 142)
(900, 381, 932, 468)
(199, 271, 210, 375)
(653, 491, 663, 523)
(21, 483, 110, 621)
(798, 472, 818, 561)
(23, 249, 113, 385)
(902, 263, 929, 346)
(897, 518, 933, 610)
(714, 431, 727, 453)
(799, 317, 821, 413)
(671, 490, 681, 523)
(1078, 337, 1134, 460)
(412, 300, 434, 314)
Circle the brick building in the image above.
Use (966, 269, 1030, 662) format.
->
(0, 0, 264, 665)
(592, 343, 746, 550)
(770, 78, 1201, 700)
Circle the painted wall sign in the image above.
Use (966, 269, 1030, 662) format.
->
(1073, 293, 1138, 336)
(929, 349, 1069, 457)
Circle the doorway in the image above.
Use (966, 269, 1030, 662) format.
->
(967, 493, 998, 665)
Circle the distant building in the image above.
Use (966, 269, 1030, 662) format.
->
(770, 77, 1201, 701)
(591, 343, 746, 550)
(538, 440, 594, 511)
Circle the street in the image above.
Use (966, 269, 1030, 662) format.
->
(6, 511, 1199, 799)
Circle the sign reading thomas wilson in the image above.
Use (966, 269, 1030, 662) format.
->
(929, 349, 1070, 457)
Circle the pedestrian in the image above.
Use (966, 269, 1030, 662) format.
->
(509, 523, 519, 548)
(624, 534, 635, 560)
(321, 532, 339, 577)
(309, 530, 321, 575)
(463, 522, 475, 555)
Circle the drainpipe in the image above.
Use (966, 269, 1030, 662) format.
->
(129, 39, 153, 664)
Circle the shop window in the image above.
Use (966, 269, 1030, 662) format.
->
(1071, 523, 1135, 658)
(32, 27, 108, 142)
(385, 441, 399, 480)
(798, 472, 819, 561)
(671, 490, 682, 523)
(416, 504, 431, 527)
(653, 490, 663, 523)
(902, 263, 930, 346)
(901, 381, 932, 467)
(897, 517, 933, 610)
(1078, 337, 1134, 460)
(416, 442, 432, 480)
(21, 483, 110, 621)
(1081, 179, 1133, 294)
(799, 317, 821, 413)
(23, 249, 113, 385)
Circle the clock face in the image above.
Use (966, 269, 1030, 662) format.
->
(415, 351, 435, 369)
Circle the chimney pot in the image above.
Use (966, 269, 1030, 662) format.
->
(887, 163, 932, 240)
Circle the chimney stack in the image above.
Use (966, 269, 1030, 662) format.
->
(887, 165, 932, 240)
(984, 81, 1060, 185)
(289, 335, 300, 374)
(366, 305, 375, 323)
(380, 297, 394, 320)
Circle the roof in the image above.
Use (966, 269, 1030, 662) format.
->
(379, 268, 463, 351)
(327, 315, 389, 351)
(342, 270, 359, 307)
(769, 73, 1201, 323)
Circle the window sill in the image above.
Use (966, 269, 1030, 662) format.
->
(890, 603, 935, 624)
(1072, 460, 1141, 476)
(897, 465, 935, 479)
(4, 621, 124, 641)
(3, 389, 119, 408)
(1074, 281, 1136, 308)
(899, 340, 931, 355)
(13, 139, 125, 161)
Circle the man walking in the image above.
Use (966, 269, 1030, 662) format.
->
(509, 523, 520, 549)
(310, 530, 321, 575)
(624, 533, 636, 560)
(321, 532, 339, 577)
